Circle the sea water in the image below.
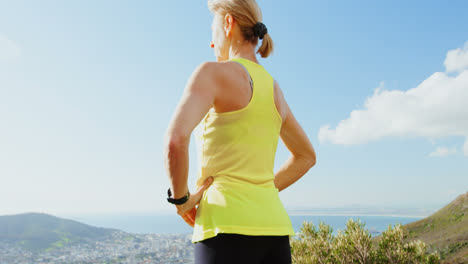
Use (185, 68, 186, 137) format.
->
(65, 212, 422, 237)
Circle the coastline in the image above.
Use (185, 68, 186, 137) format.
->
(287, 213, 427, 218)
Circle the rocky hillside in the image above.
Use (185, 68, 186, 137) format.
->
(402, 191, 468, 264)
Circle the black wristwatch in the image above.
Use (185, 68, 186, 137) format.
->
(167, 188, 190, 205)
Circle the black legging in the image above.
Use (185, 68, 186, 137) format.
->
(194, 233, 292, 264)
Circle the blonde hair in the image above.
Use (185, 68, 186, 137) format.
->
(208, 0, 274, 58)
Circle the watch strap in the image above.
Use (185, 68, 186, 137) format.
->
(167, 188, 190, 205)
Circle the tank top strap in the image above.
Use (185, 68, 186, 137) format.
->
(229, 57, 277, 116)
(231, 59, 253, 90)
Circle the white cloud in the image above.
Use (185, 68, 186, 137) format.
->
(444, 41, 468, 73)
(318, 42, 468, 157)
(429, 146, 457, 157)
(0, 34, 21, 62)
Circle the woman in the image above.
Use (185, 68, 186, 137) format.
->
(164, 0, 316, 263)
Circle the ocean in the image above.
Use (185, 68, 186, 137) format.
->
(64, 212, 422, 237)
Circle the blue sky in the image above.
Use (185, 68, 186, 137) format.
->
(1, 0, 467, 216)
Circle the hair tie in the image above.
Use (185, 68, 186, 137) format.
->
(253, 22, 268, 40)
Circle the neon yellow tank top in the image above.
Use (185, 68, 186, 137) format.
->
(191, 57, 296, 244)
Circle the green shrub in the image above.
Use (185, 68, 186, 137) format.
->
(333, 218, 373, 264)
(290, 219, 440, 264)
(290, 220, 334, 263)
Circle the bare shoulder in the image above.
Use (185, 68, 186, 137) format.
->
(191, 61, 218, 77)
(195, 60, 237, 83)
(187, 61, 239, 108)
(214, 60, 253, 87)
(180, 61, 222, 113)
(186, 61, 221, 93)
(217, 60, 245, 75)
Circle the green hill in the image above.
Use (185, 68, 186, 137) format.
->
(402, 191, 468, 263)
(0, 212, 118, 251)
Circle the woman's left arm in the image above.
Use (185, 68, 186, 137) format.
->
(163, 61, 218, 224)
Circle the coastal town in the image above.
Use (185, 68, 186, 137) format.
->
(0, 231, 195, 264)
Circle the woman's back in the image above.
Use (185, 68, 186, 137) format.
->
(192, 57, 296, 243)
(164, 1, 316, 262)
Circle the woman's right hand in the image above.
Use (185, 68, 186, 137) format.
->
(177, 177, 214, 227)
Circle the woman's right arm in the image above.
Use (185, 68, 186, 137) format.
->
(273, 80, 317, 192)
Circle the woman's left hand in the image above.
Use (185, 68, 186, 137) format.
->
(175, 176, 214, 227)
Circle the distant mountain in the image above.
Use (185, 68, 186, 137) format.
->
(0, 212, 119, 251)
(402, 191, 468, 264)
(286, 203, 437, 217)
